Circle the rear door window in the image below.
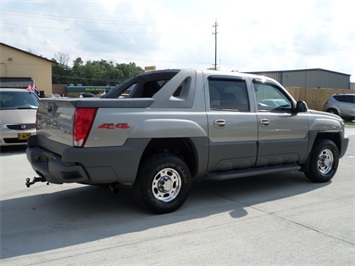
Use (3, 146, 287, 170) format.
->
(208, 79, 249, 111)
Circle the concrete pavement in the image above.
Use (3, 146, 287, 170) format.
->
(1, 127, 354, 265)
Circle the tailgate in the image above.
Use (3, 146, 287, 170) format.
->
(36, 98, 154, 149)
(37, 98, 77, 146)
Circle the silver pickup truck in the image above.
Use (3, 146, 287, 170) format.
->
(26, 69, 349, 213)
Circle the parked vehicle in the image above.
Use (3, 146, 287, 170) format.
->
(26, 69, 349, 213)
(79, 92, 95, 98)
(0, 89, 38, 146)
(323, 94, 355, 121)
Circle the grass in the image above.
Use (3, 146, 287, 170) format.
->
(344, 120, 355, 126)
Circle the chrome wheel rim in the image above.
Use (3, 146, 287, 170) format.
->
(152, 168, 181, 202)
(317, 149, 334, 175)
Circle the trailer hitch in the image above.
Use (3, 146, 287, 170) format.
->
(25, 176, 48, 188)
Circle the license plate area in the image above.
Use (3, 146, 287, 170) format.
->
(18, 133, 31, 140)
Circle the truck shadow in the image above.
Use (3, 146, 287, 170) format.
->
(0, 145, 27, 156)
(1, 171, 329, 259)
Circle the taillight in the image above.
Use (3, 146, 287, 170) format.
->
(73, 108, 97, 147)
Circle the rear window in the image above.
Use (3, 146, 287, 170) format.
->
(0, 91, 39, 110)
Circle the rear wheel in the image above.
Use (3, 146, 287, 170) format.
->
(134, 154, 191, 214)
(326, 108, 339, 116)
(304, 139, 339, 183)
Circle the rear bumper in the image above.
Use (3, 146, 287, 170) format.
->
(26, 135, 150, 185)
(26, 146, 90, 184)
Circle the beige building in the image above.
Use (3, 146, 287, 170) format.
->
(0, 42, 56, 97)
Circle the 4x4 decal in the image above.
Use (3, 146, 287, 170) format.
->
(98, 123, 130, 129)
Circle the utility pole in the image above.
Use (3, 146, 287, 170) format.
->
(212, 20, 218, 70)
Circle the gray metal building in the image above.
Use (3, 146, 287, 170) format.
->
(246, 68, 351, 89)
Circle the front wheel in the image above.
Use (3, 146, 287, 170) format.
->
(304, 139, 339, 183)
(134, 154, 191, 214)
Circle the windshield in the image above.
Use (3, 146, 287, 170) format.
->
(0, 91, 39, 110)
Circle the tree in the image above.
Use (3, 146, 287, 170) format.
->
(52, 53, 72, 84)
(54, 52, 70, 66)
(52, 55, 144, 85)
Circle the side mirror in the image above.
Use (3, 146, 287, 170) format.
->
(295, 101, 308, 113)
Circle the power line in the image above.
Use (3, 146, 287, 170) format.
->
(2, 22, 179, 35)
(1, 10, 160, 25)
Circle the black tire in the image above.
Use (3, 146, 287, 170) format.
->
(134, 154, 191, 214)
(304, 139, 339, 183)
(326, 108, 339, 116)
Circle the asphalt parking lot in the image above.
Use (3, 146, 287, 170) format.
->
(1, 127, 354, 265)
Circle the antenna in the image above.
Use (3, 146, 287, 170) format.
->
(212, 20, 218, 70)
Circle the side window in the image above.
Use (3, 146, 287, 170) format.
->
(209, 79, 249, 111)
(253, 82, 292, 112)
(334, 95, 355, 103)
(173, 77, 191, 98)
(346, 95, 355, 103)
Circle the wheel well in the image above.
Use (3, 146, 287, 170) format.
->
(301, 132, 342, 171)
(141, 138, 197, 176)
(326, 108, 339, 114)
(314, 132, 341, 154)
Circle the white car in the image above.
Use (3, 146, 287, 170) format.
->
(0, 88, 39, 146)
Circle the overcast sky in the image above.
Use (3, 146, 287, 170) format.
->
(1, 0, 354, 81)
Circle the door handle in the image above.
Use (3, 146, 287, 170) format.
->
(214, 119, 226, 127)
(259, 118, 270, 126)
